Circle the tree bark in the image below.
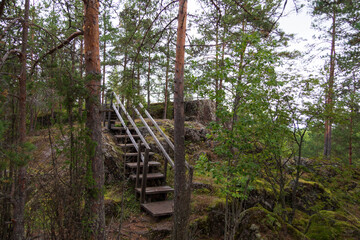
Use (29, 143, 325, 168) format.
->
(163, 37, 170, 119)
(173, 0, 189, 239)
(79, 38, 84, 117)
(349, 76, 355, 165)
(83, 0, 105, 239)
(147, 50, 151, 109)
(102, 11, 106, 105)
(323, 10, 336, 160)
(12, 0, 30, 239)
(0, 0, 7, 18)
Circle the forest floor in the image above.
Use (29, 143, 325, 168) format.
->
(27, 121, 360, 240)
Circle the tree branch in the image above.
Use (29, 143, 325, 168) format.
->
(133, 0, 178, 63)
(0, 17, 23, 39)
(0, 49, 21, 70)
(30, 30, 83, 76)
(151, 17, 177, 50)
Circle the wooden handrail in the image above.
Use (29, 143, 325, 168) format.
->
(138, 103, 174, 151)
(113, 93, 150, 150)
(138, 102, 192, 170)
(109, 91, 193, 188)
(133, 106, 175, 168)
(112, 104, 142, 156)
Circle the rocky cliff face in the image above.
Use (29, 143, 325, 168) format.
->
(184, 99, 216, 125)
(148, 99, 216, 125)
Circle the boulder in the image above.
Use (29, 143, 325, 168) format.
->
(148, 99, 216, 125)
(184, 99, 216, 124)
(244, 180, 277, 212)
(102, 129, 123, 184)
(235, 207, 308, 240)
(306, 210, 360, 240)
(285, 179, 338, 215)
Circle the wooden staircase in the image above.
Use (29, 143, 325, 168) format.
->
(103, 92, 192, 217)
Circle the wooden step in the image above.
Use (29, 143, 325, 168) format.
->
(126, 161, 161, 169)
(117, 143, 143, 148)
(115, 134, 140, 139)
(111, 126, 135, 131)
(129, 172, 164, 180)
(135, 186, 174, 195)
(124, 152, 155, 157)
(141, 200, 174, 217)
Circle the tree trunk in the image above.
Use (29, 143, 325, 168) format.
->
(147, 51, 151, 109)
(0, 0, 7, 18)
(79, 38, 84, 117)
(102, 11, 106, 105)
(13, 0, 30, 239)
(83, 0, 105, 239)
(173, 0, 189, 239)
(349, 77, 355, 165)
(323, 10, 336, 160)
(163, 38, 170, 119)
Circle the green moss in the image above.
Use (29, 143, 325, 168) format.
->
(286, 223, 309, 240)
(254, 179, 277, 195)
(292, 210, 310, 232)
(306, 210, 360, 240)
(299, 179, 332, 195)
(207, 197, 226, 211)
(189, 216, 210, 235)
(235, 206, 308, 239)
(104, 187, 122, 202)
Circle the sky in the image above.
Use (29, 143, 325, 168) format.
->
(278, 0, 315, 40)
(187, 0, 326, 75)
(278, 0, 328, 76)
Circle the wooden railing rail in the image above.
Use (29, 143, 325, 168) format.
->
(113, 93, 150, 150)
(138, 103, 174, 151)
(137, 102, 192, 171)
(108, 91, 193, 200)
(112, 104, 141, 153)
(133, 106, 175, 168)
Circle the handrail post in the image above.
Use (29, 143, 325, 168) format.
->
(135, 140, 142, 190)
(163, 144, 169, 186)
(107, 92, 113, 130)
(189, 165, 194, 185)
(103, 94, 107, 127)
(140, 148, 149, 204)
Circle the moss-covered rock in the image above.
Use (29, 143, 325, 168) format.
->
(286, 179, 338, 215)
(291, 210, 311, 233)
(102, 129, 123, 183)
(189, 215, 210, 236)
(306, 210, 360, 240)
(244, 179, 277, 212)
(235, 206, 308, 240)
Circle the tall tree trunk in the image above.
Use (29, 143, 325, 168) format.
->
(147, 51, 151, 109)
(102, 11, 106, 105)
(163, 38, 170, 119)
(83, 0, 105, 239)
(79, 38, 84, 117)
(13, 0, 30, 239)
(215, 16, 220, 120)
(323, 10, 336, 159)
(0, 0, 7, 18)
(349, 76, 355, 165)
(173, 0, 189, 239)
